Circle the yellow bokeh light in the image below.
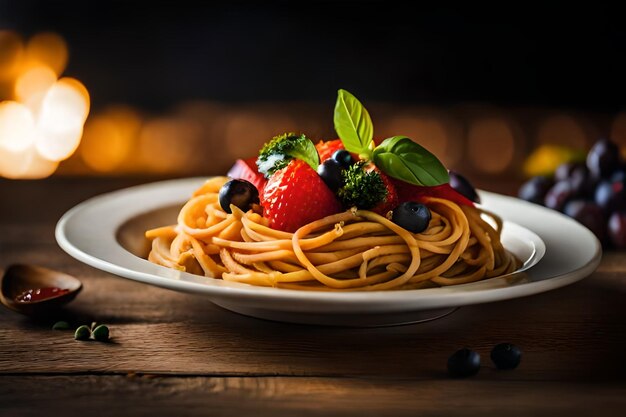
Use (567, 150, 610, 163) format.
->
(467, 118, 516, 173)
(522, 144, 584, 177)
(0, 30, 24, 81)
(80, 106, 141, 172)
(0, 101, 37, 152)
(14, 65, 57, 114)
(25, 32, 68, 76)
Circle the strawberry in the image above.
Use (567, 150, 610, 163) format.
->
(315, 139, 345, 162)
(392, 178, 475, 207)
(227, 157, 267, 193)
(261, 159, 342, 232)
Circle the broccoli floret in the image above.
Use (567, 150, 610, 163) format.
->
(337, 162, 387, 209)
(257, 132, 319, 178)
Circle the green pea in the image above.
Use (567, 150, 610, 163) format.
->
(52, 321, 70, 330)
(74, 325, 91, 341)
(92, 324, 109, 342)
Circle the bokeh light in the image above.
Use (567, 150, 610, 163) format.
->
(1, 29, 620, 179)
(80, 106, 142, 172)
(522, 144, 584, 177)
(0, 30, 24, 81)
(0, 145, 58, 179)
(0, 32, 90, 179)
(382, 109, 463, 167)
(467, 117, 516, 174)
(610, 111, 626, 150)
(14, 65, 57, 114)
(137, 117, 203, 173)
(223, 110, 296, 161)
(24, 32, 68, 76)
(0, 101, 37, 152)
(536, 114, 588, 149)
(35, 77, 90, 161)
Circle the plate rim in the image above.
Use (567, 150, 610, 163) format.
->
(55, 177, 602, 312)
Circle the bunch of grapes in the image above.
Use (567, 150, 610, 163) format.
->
(519, 139, 626, 249)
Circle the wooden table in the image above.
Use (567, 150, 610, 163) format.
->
(1, 178, 625, 416)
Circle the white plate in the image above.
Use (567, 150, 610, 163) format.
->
(55, 178, 601, 326)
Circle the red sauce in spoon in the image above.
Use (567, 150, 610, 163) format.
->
(15, 287, 70, 303)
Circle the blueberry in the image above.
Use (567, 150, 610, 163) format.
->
(218, 179, 260, 214)
(518, 176, 553, 205)
(608, 211, 626, 249)
(490, 343, 522, 370)
(544, 180, 575, 212)
(569, 164, 597, 199)
(331, 150, 353, 169)
(449, 170, 480, 203)
(564, 200, 606, 243)
(587, 139, 620, 179)
(391, 202, 431, 233)
(611, 169, 626, 183)
(447, 348, 481, 377)
(594, 179, 626, 214)
(317, 159, 345, 191)
(554, 161, 581, 182)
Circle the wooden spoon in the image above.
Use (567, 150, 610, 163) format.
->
(1, 264, 82, 315)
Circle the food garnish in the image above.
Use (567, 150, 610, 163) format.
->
(391, 202, 431, 234)
(74, 325, 91, 341)
(334, 89, 449, 187)
(490, 343, 522, 370)
(317, 158, 345, 192)
(336, 162, 388, 211)
(92, 324, 110, 342)
(448, 170, 480, 203)
(73, 322, 110, 342)
(257, 132, 319, 177)
(261, 159, 341, 232)
(52, 321, 70, 330)
(447, 348, 481, 377)
(218, 179, 260, 214)
(145, 89, 521, 290)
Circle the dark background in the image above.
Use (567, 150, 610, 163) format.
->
(1, 1, 625, 112)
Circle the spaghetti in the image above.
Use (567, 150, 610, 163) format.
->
(146, 176, 521, 291)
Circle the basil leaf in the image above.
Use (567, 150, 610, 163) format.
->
(334, 89, 374, 158)
(257, 133, 320, 177)
(288, 137, 320, 171)
(373, 136, 449, 186)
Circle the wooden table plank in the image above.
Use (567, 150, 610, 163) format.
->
(1, 257, 625, 380)
(1, 376, 625, 417)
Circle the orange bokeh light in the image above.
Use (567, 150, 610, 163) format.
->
(80, 106, 142, 172)
(14, 65, 57, 114)
(467, 118, 516, 173)
(0, 30, 24, 81)
(25, 32, 68, 76)
(382, 109, 463, 167)
(536, 114, 588, 149)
